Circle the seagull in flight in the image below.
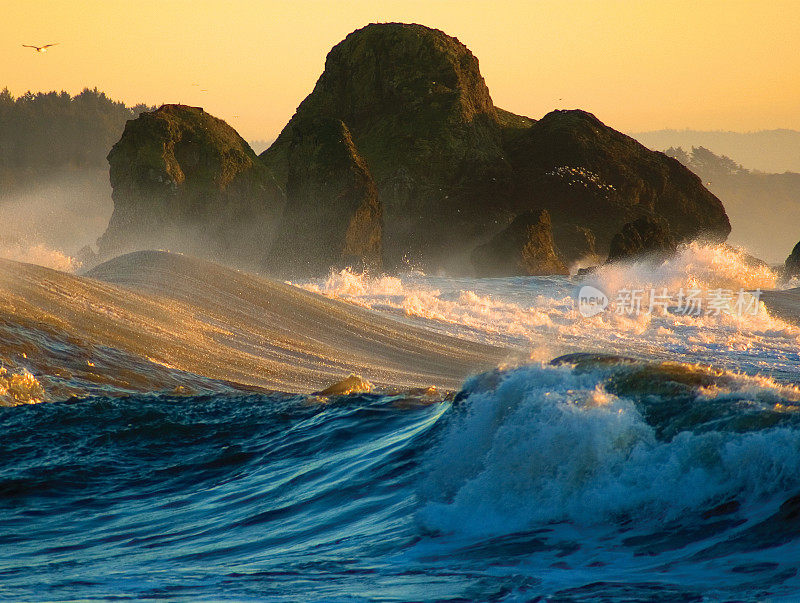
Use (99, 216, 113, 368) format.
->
(22, 43, 58, 53)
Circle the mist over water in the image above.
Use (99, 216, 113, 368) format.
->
(0, 168, 112, 270)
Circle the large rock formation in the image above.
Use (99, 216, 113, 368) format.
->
(471, 210, 568, 276)
(268, 117, 382, 276)
(99, 23, 731, 277)
(98, 104, 283, 270)
(262, 22, 512, 272)
(504, 110, 730, 263)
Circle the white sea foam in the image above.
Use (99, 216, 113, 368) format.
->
(588, 242, 780, 293)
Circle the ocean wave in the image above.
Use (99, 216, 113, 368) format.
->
(3, 370, 800, 600)
(0, 251, 510, 401)
(419, 361, 800, 537)
(587, 241, 780, 293)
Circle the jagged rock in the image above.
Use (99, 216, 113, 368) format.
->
(504, 110, 730, 263)
(471, 209, 568, 276)
(269, 117, 382, 276)
(785, 241, 800, 278)
(606, 217, 677, 263)
(98, 104, 283, 269)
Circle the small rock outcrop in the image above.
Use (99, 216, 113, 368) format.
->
(98, 104, 283, 269)
(471, 210, 568, 276)
(606, 217, 677, 263)
(314, 374, 373, 396)
(785, 241, 800, 278)
(268, 117, 382, 276)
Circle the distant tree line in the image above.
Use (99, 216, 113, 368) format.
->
(664, 146, 749, 180)
(664, 145, 800, 263)
(0, 87, 154, 194)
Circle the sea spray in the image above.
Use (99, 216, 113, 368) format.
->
(0, 241, 77, 272)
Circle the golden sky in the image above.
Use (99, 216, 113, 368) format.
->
(4, 0, 800, 141)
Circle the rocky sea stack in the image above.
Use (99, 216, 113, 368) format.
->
(268, 116, 383, 276)
(98, 104, 283, 269)
(98, 23, 732, 277)
(504, 110, 729, 264)
(262, 22, 510, 273)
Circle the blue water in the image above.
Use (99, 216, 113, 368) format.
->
(4, 359, 800, 601)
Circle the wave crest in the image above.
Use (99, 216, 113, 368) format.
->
(585, 242, 779, 297)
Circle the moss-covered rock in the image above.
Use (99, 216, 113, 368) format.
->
(101, 24, 731, 278)
(262, 22, 514, 271)
(98, 104, 283, 269)
(262, 24, 729, 275)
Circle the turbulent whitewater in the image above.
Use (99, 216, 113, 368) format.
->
(3, 245, 800, 601)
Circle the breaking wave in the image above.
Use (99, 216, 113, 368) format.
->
(420, 360, 800, 535)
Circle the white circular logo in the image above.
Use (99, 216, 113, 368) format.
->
(576, 285, 609, 317)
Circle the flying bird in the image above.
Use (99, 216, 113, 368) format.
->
(22, 43, 58, 53)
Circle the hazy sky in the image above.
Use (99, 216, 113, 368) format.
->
(4, 0, 800, 141)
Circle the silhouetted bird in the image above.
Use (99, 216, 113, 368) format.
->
(22, 43, 58, 53)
